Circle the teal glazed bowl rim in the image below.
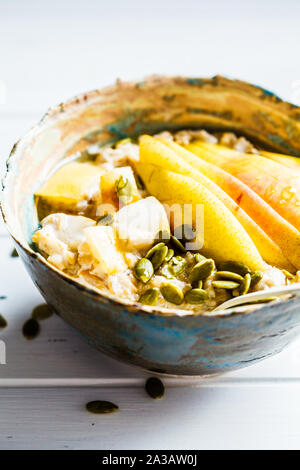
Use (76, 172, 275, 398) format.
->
(2, 75, 300, 376)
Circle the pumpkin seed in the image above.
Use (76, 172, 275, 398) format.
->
(134, 258, 154, 283)
(11, 248, 18, 257)
(170, 235, 186, 253)
(189, 259, 215, 283)
(31, 304, 53, 321)
(218, 260, 250, 276)
(139, 288, 159, 306)
(250, 271, 263, 286)
(212, 280, 240, 290)
(240, 273, 251, 295)
(86, 400, 119, 414)
(115, 137, 132, 147)
(168, 256, 187, 276)
(22, 318, 40, 340)
(194, 253, 206, 263)
(174, 224, 196, 243)
(97, 213, 114, 226)
(145, 377, 165, 399)
(165, 248, 174, 262)
(0, 314, 7, 328)
(215, 271, 244, 282)
(145, 242, 165, 260)
(115, 176, 133, 204)
(282, 269, 294, 280)
(160, 283, 184, 305)
(151, 245, 169, 270)
(185, 288, 209, 304)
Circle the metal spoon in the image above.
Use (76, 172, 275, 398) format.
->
(212, 284, 300, 312)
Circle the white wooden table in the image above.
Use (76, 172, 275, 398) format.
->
(1, 0, 300, 450)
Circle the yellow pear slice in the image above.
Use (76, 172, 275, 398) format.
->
(135, 162, 266, 271)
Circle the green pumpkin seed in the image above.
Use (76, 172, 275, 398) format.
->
(145, 377, 165, 399)
(86, 400, 119, 414)
(22, 318, 40, 340)
(218, 260, 250, 276)
(31, 304, 53, 321)
(160, 283, 184, 305)
(189, 259, 215, 283)
(168, 256, 187, 276)
(282, 269, 294, 280)
(151, 245, 169, 270)
(215, 271, 244, 282)
(240, 273, 251, 295)
(185, 288, 209, 304)
(170, 235, 186, 253)
(165, 248, 174, 262)
(145, 242, 165, 260)
(97, 213, 114, 226)
(139, 288, 159, 306)
(250, 271, 263, 286)
(212, 280, 240, 290)
(115, 176, 133, 204)
(134, 258, 154, 283)
(11, 248, 18, 257)
(155, 230, 171, 244)
(0, 314, 7, 328)
(194, 253, 206, 263)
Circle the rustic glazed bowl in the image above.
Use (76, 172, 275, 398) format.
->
(2, 76, 300, 376)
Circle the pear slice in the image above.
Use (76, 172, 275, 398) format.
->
(35, 162, 105, 219)
(113, 196, 170, 252)
(139, 135, 293, 270)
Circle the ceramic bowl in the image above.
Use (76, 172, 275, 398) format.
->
(2, 75, 300, 376)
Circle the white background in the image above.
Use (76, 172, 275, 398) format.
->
(0, 0, 300, 450)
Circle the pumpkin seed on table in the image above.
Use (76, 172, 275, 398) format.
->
(145, 377, 165, 399)
(218, 260, 250, 277)
(212, 280, 240, 290)
(139, 288, 159, 306)
(115, 175, 133, 204)
(11, 248, 18, 257)
(86, 400, 119, 414)
(239, 273, 251, 295)
(215, 271, 244, 282)
(160, 283, 184, 305)
(189, 259, 215, 284)
(185, 288, 209, 304)
(134, 258, 154, 283)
